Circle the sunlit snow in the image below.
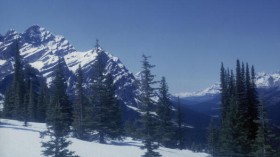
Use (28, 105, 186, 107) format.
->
(0, 119, 208, 157)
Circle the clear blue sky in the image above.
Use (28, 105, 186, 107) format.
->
(1, 0, 280, 94)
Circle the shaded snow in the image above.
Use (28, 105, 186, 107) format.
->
(0, 119, 208, 157)
(0, 59, 6, 65)
(30, 61, 44, 70)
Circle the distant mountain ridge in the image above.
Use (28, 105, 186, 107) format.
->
(176, 71, 280, 98)
(176, 71, 280, 126)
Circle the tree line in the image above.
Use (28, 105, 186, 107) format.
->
(207, 60, 280, 157)
(1, 42, 185, 157)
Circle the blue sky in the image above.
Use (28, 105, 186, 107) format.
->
(1, 0, 280, 93)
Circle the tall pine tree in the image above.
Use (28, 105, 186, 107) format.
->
(253, 101, 274, 157)
(37, 79, 49, 122)
(156, 77, 175, 148)
(104, 73, 123, 139)
(72, 65, 89, 140)
(207, 118, 218, 157)
(176, 97, 184, 150)
(139, 55, 161, 157)
(91, 53, 108, 143)
(41, 58, 77, 157)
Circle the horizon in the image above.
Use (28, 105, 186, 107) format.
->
(1, 0, 280, 94)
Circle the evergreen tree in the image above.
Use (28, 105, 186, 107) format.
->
(253, 101, 274, 157)
(72, 65, 89, 140)
(207, 118, 218, 157)
(220, 62, 228, 122)
(27, 82, 37, 121)
(124, 119, 140, 139)
(247, 65, 259, 143)
(139, 55, 161, 157)
(218, 61, 263, 156)
(41, 58, 77, 157)
(176, 97, 184, 150)
(41, 104, 78, 157)
(37, 79, 49, 122)
(24, 64, 41, 122)
(104, 74, 123, 139)
(3, 86, 14, 118)
(156, 77, 175, 148)
(235, 60, 250, 155)
(23, 94, 29, 126)
(90, 53, 123, 142)
(12, 42, 26, 120)
(91, 54, 108, 143)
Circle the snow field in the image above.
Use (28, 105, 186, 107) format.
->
(0, 119, 208, 157)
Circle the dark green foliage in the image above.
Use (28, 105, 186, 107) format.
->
(91, 54, 106, 143)
(220, 62, 228, 122)
(175, 97, 184, 150)
(90, 54, 123, 143)
(72, 65, 91, 140)
(3, 41, 47, 123)
(155, 77, 175, 148)
(139, 55, 161, 157)
(41, 104, 78, 157)
(253, 101, 274, 157)
(3, 42, 26, 120)
(104, 74, 123, 139)
(12, 43, 25, 120)
(41, 59, 78, 157)
(49, 58, 73, 127)
(217, 60, 263, 156)
(247, 65, 259, 143)
(3, 86, 14, 118)
(27, 82, 37, 121)
(124, 119, 140, 139)
(37, 79, 49, 122)
(207, 118, 218, 157)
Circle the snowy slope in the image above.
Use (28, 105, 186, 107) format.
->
(0, 119, 208, 157)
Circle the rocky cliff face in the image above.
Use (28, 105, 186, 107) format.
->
(0, 25, 139, 108)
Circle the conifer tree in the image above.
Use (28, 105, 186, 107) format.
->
(253, 101, 274, 157)
(218, 61, 263, 156)
(247, 65, 259, 143)
(235, 60, 250, 155)
(41, 58, 77, 157)
(23, 94, 29, 126)
(12, 42, 26, 120)
(176, 97, 184, 150)
(207, 118, 218, 157)
(91, 54, 108, 143)
(37, 79, 49, 122)
(104, 74, 123, 139)
(220, 62, 228, 121)
(139, 55, 161, 157)
(73, 65, 88, 139)
(27, 82, 37, 121)
(3, 86, 14, 118)
(156, 77, 175, 148)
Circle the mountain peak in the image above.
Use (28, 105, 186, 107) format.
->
(23, 25, 53, 44)
(4, 29, 19, 41)
(26, 25, 45, 32)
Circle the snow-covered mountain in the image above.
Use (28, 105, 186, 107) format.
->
(0, 25, 138, 108)
(176, 71, 280, 98)
(176, 71, 280, 126)
(175, 83, 220, 98)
